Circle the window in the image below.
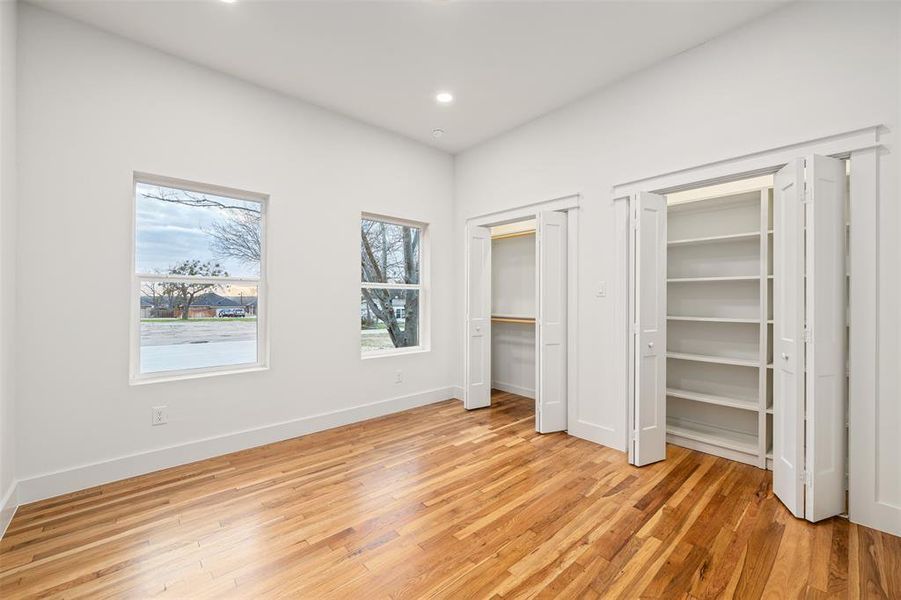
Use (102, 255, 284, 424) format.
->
(132, 174, 267, 381)
(360, 215, 427, 355)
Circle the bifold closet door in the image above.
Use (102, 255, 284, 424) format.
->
(774, 155, 847, 522)
(537, 210, 567, 433)
(629, 192, 667, 466)
(773, 158, 806, 518)
(465, 225, 492, 410)
(804, 154, 847, 522)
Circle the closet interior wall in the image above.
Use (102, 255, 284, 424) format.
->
(490, 220, 536, 399)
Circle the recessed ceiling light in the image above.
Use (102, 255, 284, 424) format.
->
(432, 128, 445, 138)
(435, 92, 454, 104)
(221, 0, 237, 4)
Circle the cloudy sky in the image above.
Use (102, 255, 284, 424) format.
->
(135, 183, 261, 279)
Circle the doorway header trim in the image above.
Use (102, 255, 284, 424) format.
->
(465, 193, 581, 228)
(612, 125, 881, 199)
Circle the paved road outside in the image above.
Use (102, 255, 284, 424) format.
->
(141, 319, 256, 346)
(140, 319, 257, 373)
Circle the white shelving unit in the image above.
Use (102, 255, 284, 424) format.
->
(665, 187, 773, 468)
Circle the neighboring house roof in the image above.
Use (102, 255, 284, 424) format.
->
(192, 293, 240, 307)
(140, 292, 240, 309)
(225, 296, 257, 307)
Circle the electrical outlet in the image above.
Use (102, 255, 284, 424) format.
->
(395, 370, 403, 384)
(151, 406, 168, 426)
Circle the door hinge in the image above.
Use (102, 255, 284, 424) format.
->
(803, 328, 812, 343)
(802, 470, 812, 486)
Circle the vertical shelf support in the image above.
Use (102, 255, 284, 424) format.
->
(757, 188, 770, 469)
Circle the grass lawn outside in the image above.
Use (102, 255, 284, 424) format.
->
(361, 329, 396, 352)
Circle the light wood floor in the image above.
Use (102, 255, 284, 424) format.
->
(1, 391, 899, 599)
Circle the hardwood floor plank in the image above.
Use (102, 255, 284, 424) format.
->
(1, 390, 898, 599)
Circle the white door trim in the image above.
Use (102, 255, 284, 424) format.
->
(465, 193, 581, 228)
(612, 126, 880, 198)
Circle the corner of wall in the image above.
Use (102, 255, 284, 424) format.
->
(0, 480, 17, 538)
(0, 0, 20, 537)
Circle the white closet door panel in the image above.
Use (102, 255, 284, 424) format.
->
(805, 154, 847, 521)
(773, 159, 805, 518)
(630, 192, 667, 466)
(537, 210, 567, 433)
(465, 225, 492, 410)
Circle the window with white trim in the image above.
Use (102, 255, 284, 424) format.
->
(360, 215, 426, 355)
(132, 174, 267, 381)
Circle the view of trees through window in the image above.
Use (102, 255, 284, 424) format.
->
(360, 218, 422, 353)
(135, 181, 264, 376)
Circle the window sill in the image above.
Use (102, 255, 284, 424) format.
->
(361, 346, 430, 360)
(130, 364, 269, 386)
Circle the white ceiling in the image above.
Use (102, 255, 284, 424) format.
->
(32, 0, 785, 153)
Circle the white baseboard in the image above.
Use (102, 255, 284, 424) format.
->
(16, 386, 458, 505)
(491, 381, 535, 399)
(0, 480, 18, 540)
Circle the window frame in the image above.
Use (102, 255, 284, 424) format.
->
(130, 172, 269, 384)
(360, 212, 430, 359)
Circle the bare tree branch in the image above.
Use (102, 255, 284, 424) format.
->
(139, 188, 260, 214)
(208, 211, 262, 263)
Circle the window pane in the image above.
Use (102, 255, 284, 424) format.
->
(361, 219, 420, 284)
(360, 289, 419, 353)
(139, 282, 258, 374)
(136, 182, 262, 278)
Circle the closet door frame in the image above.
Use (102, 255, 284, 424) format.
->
(463, 195, 581, 433)
(612, 126, 897, 536)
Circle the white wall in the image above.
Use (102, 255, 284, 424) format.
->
(14, 5, 457, 502)
(455, 1, 900, 526)
(0, 0, 18, 532)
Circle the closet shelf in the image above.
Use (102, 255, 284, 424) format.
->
(666, 351, 760, 368)
(491, 315, 535, 324)
(667, 316, 760, 324)
(666, 417, 759, 455)
(667, 275, 760, 283)
(666, 387, 758, 412)
(668, 231, 760, 247)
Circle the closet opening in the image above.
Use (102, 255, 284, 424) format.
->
(490, 219, 537, 417)
(464, 198, 579, 435)
(627, 156, 851, 523)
